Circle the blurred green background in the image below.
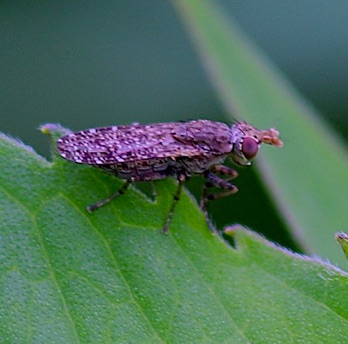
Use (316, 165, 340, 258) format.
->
(1, 1, 347, 252)
(1, 1, 347, 154)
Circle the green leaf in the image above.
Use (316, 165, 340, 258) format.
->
(336, 232, 348, 260)
(173, 0, 348, 266)
(2, 1, 348, 341)
(1, 128, 348, 342)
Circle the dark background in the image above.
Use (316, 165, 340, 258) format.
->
(1, 1, 347, 250)
(1, 1, 347, 156)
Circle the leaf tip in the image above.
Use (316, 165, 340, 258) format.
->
(39, 123, 72, 138)
(39, 123, 72, 159)
(336, 232, 348, 260)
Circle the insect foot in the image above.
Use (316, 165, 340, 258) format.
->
(53, 120, 283, 233)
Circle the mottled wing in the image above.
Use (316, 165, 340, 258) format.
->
(56, 120, 233, 165)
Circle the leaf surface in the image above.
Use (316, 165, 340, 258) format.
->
(0, 132, 347, 343)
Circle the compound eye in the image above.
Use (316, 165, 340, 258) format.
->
(242, 137, 259, 160)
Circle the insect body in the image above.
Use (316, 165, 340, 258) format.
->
(56, 120, 283, 232)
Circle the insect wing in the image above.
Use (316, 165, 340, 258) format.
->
(56, 120, 232, 165)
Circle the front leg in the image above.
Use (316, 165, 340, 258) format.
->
(200, 167, 239, 232)
(211, 164, 238, 181)
(200, 165, 238, 207)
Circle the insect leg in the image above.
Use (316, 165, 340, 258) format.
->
(162, 175, 185, 234)
(203, 170, 239, 200)
(200, 170, 238, 232)
(200, 187, 217, 233)
(200, 165, 238, 208)
(87, 179, 132, 212)
(211, 164, 238, 181)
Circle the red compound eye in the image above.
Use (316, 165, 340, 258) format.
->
(242, 137, 259, 160)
